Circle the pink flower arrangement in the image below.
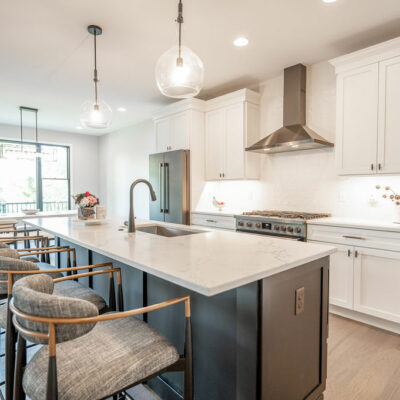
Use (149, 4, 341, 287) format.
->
(73, 191, 99, 208)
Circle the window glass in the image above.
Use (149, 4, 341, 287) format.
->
(0, 142, 37, 213)
(42, 180, 69, 211)
(41, 145, 68, 179)
(0, 140, 70, 214)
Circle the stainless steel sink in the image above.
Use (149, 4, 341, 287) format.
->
(136, 224, 203, 237)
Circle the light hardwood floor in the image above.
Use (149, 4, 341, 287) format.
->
(325, 314, 400, 400)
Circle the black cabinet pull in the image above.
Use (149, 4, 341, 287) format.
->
(370, 163, 374, 171)
(347, 249, 351, 257)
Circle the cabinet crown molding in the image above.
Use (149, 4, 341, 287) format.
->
(152, 98, 206, 120)
(329, 36, 400, 74)
(205, 88, 260, 112)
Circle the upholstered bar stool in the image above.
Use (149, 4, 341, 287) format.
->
(0, 256, 122, 399)
(11, 274, 192, 400)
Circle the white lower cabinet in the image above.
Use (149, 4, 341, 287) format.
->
(310, 225, 400, 326)
(354, 247, 400, 323)
(329, 244, 354, 310)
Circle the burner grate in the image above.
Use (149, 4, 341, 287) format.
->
(242, 210, 330, 220)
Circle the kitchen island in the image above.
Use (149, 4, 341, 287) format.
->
(25, 216, 335, 400)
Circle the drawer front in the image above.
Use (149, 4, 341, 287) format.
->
(191, 213, 235, 230)
(308, 224, 400, 252)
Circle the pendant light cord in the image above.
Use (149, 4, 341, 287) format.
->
(176, 0, 183, 64)
(93, 30, 99, 106)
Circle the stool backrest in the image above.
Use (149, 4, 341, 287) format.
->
(13, 274, 98, 344)
(0, 249, 19, 259)
(0, 256, 39, 294)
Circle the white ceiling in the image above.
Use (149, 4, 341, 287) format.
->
(1, 0, 400, 135)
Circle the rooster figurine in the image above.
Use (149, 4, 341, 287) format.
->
(212, 196, 225, 211)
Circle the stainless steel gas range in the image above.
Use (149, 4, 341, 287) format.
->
(235, 211, 330, 241)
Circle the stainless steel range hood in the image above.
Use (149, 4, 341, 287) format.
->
(246, 64, 333, 154)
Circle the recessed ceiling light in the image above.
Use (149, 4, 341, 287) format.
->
(233, 37, 248, 47)
(75, 126, 83, 130)
(322, 0, 336, 3)
(117, 107, 127, 112)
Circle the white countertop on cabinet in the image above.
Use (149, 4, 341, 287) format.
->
(308, 217, 400, 233)
(24, 216, 335, 296)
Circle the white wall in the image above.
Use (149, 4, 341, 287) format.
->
(0, 123, 99, 198)
(196, 61, 400, 222)
(98, 120, 155, 218)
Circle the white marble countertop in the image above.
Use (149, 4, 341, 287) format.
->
(0, 210, 77, 222)
(24, 216, 336, 296)
(308, 217, 400, 233)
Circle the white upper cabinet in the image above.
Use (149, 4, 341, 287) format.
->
(336, 64, 379, 174)
(153, 98, 205, 153)
(205, 109, 225, 180)
(378, 56, 400, 173)
(330, 37, 400, 175)
(205, 89, 260, 181)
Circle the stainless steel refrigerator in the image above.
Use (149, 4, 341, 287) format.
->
(149, 150, 190, 225)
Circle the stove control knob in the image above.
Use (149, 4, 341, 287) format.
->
(296, 227, 302, 233)
(280, 225, 287, 232)
(246, 222, 253, 227)
(274, 225, 280, 231)
(238, 221, 244, 227)
(255, 223, 261, 228)
(288, 226, 294, 233)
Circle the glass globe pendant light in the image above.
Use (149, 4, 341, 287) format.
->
(155, 0, 204, 98)
(80, 25, 112, 129)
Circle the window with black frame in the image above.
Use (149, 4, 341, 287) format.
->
(0, 140, 70, 214)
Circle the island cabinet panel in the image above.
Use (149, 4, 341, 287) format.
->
(261, 257, 329, 400)
(145, 274, 259, 400)
(57, 238, 329, 400)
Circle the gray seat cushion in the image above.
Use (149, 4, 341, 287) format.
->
(21, 256, 40, 263)
(0, 243, 10, 249)
(23, 317, 180, 400)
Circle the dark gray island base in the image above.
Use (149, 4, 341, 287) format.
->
(58, 238, 328, 400)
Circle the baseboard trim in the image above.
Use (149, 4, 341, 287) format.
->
(330, 306, 400, 334)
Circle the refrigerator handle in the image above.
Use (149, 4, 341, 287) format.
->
(164, 162, 169, 213)
(159, 163, 164, 213)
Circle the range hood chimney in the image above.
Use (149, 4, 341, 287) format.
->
(246, 64, 333, 154)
